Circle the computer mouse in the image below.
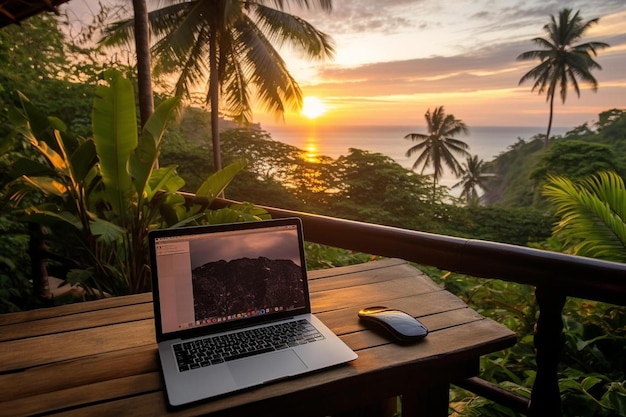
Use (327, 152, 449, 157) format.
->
(358, 306, 428, 343)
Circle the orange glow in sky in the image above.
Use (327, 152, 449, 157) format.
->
(252, 3, 626, 130)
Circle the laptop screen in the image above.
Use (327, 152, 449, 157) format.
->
(151, 220, 309, 336)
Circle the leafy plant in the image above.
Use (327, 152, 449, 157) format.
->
(6, 69, 262, 297)
(0, 218, 36, 312)
(304, 242, 374, 271)
(543, 171, 626, 262)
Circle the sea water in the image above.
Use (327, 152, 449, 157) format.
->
(262, 124, 570, 188)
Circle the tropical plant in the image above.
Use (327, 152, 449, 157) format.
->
(452, 155, 492, 206)
(0, 15, 89, 136)
(542, 171, 626, 262)
(101, 0, 335, 173)
(517, 8, 610, 147)
(0, 218, 35, 313)
(330, 148, 434, 228)
(530, 140, 620, 186)
(404, 106, 470, 200)
(6, 69, 261, 297)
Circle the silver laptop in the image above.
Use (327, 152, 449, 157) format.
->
(148, 217, 357, 407)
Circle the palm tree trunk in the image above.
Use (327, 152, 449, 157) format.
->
(209, 28, 222, 172)
(545, 91, 555, 148)
(432, 177, 437, 203)
(132, 0, 154, 130)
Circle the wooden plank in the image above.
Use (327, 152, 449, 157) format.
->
(0, 345, 158, 402)
(311, 275, 443, 312)
(0, 293, 152, 326)
(0, 303, 154, 342)
(309, 264, 431, 293)
(308, 259, 426, 292)
(0, 319, 156, 372)
(0, 372, 162, 417)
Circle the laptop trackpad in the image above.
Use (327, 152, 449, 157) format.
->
(229, 350, 307, 387)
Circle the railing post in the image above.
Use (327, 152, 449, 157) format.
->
(529, 285, 566, 416)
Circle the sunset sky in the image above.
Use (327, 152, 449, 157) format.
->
(252, 0, 626, 130)
(64, 0, 625, 130)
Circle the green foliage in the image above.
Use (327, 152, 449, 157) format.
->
(543, 171, 626, 262)
(0, 14, 133, 138)
(0, 15, 66, 87)
(0, 218, 38, 313)
(220, 127, 334, 208)
(304, 243, 373, 271)
(5, 70, 258, 297)
(330, 148, 436, 228)
(481, 136, 546, 207)
(531, 140, 620, 185)
(483, 109, 626, 208)
(161, 123, 314, 210)
(437, 205, 554, 246)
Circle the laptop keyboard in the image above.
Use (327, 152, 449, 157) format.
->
(173, 319, 325, 372)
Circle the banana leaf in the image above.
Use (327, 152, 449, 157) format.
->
(92, 69, 138, 217)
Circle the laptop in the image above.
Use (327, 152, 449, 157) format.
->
(148, 217, 358, 407)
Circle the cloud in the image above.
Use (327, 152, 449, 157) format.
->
(303, 29, 626, 97)
(291, 0, 430, 34)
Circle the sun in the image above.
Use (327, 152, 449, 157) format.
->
(301, 96, 327, 119)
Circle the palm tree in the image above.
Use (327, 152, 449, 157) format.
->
(452, 155, 492, 206)
(103, 0, 334, 172)
(404, 106, 470, 198)
(132, 0, 154, 130)
(542, 171, 626, 263)
(517, 8, 609, 148)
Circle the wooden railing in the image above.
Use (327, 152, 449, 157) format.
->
(213, 197, 626, 416)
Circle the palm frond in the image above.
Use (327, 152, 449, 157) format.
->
(252, 4, 335, 60)
(232, 14, 303, 118)
(543, 172, 626, 262)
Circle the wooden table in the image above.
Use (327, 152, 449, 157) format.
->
(0, 258, 515, 417)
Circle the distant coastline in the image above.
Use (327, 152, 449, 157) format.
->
(262, 124, 570, 188)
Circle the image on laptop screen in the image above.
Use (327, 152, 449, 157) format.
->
(153, 223, 307, 335)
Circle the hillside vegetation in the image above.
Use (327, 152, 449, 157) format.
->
(482, 108, 626, 208)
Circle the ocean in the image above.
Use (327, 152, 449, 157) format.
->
(262, 124, 570, 189)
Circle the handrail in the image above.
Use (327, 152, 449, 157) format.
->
(213, 197, 626, 306)
(209, 197, 626, 415)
